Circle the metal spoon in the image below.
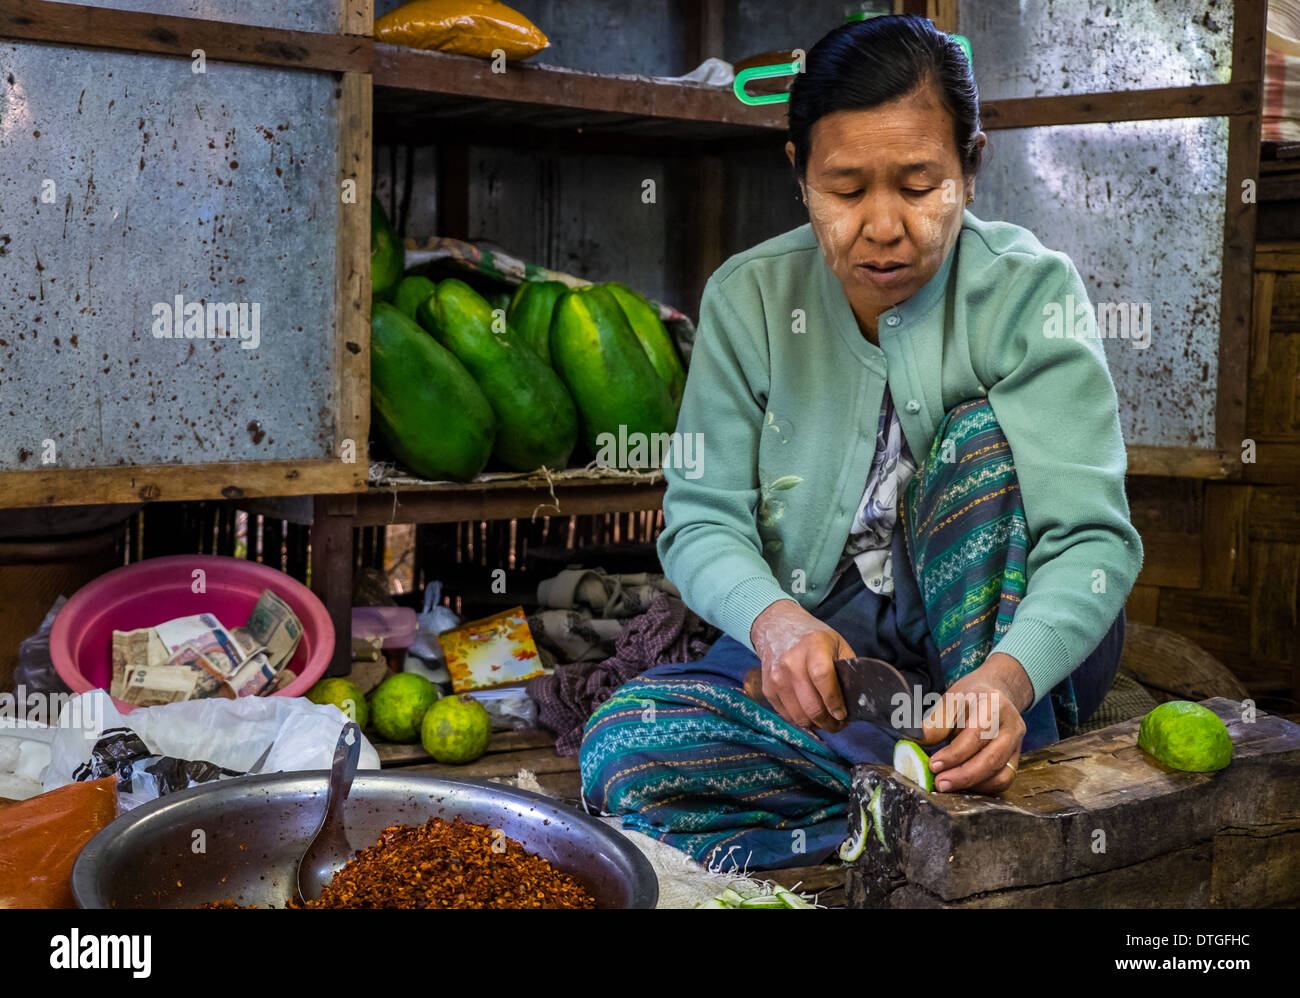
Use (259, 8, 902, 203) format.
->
(293, 720, 361, 906)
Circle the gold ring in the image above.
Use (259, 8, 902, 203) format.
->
(1005, 761, 1017, 774)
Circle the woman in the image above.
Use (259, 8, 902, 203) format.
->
(580, 14, 1144, 870)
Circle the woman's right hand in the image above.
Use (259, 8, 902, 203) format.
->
(750, 599, 856, 732)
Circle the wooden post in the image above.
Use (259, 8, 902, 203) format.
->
(311, 494, 358, 677)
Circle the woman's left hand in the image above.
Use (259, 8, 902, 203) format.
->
(917, 652, 1032, 794)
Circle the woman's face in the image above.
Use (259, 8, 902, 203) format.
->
(786, 81, 984, 334)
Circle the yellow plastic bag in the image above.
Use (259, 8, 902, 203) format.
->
(375, 0, 549, 61)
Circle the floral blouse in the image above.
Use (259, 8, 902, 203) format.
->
(827, 386, 918, 597)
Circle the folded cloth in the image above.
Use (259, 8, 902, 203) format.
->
(526, 609, 624, 664)
(536, 567, 680, 619)
(527, 592, 719, 755)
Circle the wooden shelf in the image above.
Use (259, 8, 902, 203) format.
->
(373, 43, 785, 147)
(241, 470, 665, 527)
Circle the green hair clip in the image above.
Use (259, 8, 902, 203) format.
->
(732, 25, 973, 107)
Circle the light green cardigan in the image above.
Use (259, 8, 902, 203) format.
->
(655, 210, 1144, 708)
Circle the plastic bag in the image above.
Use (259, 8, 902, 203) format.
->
(407, 581, 460, 664)
(44, 690, 381, 811)
(469, 686, 538, 731)
(0, 776, 117, 908)
(375, 0, 549, 61)
(0, 719, 56, 801)
(11, 597, 72, 700)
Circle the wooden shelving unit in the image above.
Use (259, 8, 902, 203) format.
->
(373, 43, 785, 145)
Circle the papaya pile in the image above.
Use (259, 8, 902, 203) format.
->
(368, 201, 686, 482)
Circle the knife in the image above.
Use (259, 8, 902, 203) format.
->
(742, 656, 924, 739)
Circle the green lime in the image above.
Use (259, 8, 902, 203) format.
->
(893, 739, 935, 792)
(369, 673, 439, 743)
(305, 677, 370, 730)
(1138, 700, 1233, 772)
(420, 693, 492, 764)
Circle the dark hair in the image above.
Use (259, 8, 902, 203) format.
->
(788, 14, 983, 182)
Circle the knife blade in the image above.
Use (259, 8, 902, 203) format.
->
(742, 656, 924, 739)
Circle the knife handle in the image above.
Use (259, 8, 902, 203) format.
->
(742, 666, 766, 706)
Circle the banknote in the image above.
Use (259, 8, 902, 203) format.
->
(154, 613, 243, 676)
(110, 627, 170, 699)
(120, 666, 197, 707)
(227, 650, 279, 698)
(167, 643, 236, 700)
(243, 589, 303, 672)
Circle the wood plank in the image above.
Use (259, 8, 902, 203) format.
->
(1255, 243, 1300, 271)
(1125, 445, 1239, 479)
(1201, 484, 1252, 597)
(764, 864, 846, 896)
(1133, 531, 1202, 589)
(340, 0, 371, 37)
(844, 699, 1300, 906)
(979, 83, 1258, 131)
(0, 0, 372, 73)
(879, 844, 1215, 908)
(1249, 486, 1300, 541)
(1127, 476, 1203, 532)
(354, 480, 665, 526)
(1124, 584, 1161, 625)
(1247, 270, 1276, 439)
(310, 494, 357, 676)
(1240, 437, 1300, 486)
(1271, 272, 1300, 333)
(0, 459, 365, 509)
(403, 745, 577, 780)
(1211, 823, 1300, 907)
(1249, 543, 1300, 662)
(373, 43, 785, 134)
(1219, 107, 1260, 453)
(927, 0, 959, 34)
(1157, 590, 1251, 657)
(336, 72, 372, 476)
(1260, 334, 1300, 436)
(377, 727, 557, 766)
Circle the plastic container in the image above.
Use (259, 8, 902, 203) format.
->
(352, 606, 418, 650)
(49, 555, 334, 714)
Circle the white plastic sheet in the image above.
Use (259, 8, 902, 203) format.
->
(44, 690, 380, 810)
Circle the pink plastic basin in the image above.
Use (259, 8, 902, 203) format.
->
(50, 554, 334, 713)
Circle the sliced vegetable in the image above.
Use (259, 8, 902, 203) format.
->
(837, 802, 869, 863)
(869, 782, 886, 848)
(699, 882, 820, 909)
(893, 738, 935, 792)
(773, 887, 817, 909)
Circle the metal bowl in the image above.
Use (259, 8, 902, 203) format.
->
(71, 772, 658, 909)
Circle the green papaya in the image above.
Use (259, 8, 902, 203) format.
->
(506, 280, 568, 368)
(604, 282, 686, 407)
(393, 275, 438, 324)
(550, 285, 678, 461)
(370, 198, 404, 302)
(370, 301, 495, 482)
(432, 279, 579, 472)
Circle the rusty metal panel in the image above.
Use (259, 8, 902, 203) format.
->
(0, 43, 341, 471)
(89, 0, 342, 34)
(958, 0, 1233, 100)
(970, 115, 1227, 449)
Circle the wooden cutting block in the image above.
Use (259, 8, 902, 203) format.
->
(844, 698, 1300, 908)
